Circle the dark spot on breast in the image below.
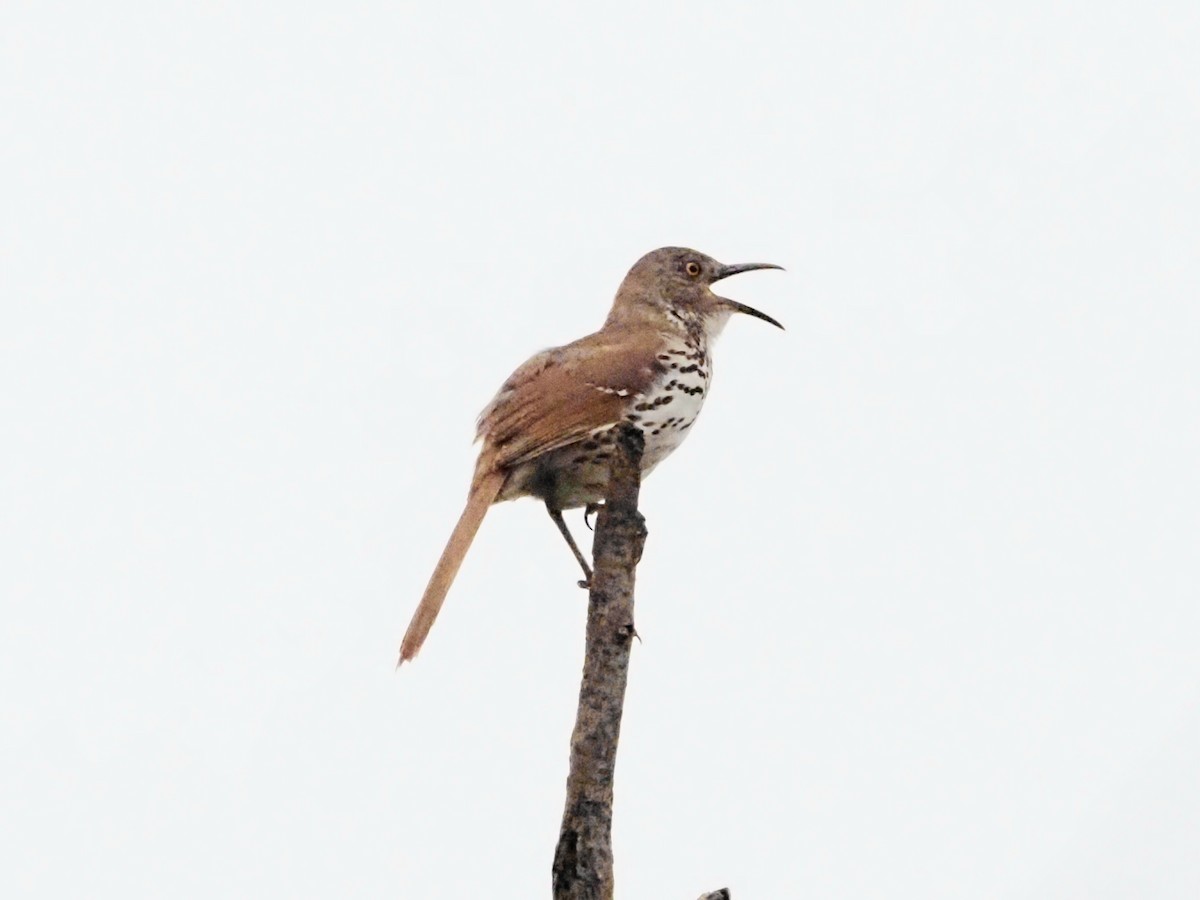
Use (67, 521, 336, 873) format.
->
(625, 413, 641, 422)
(583, 440, 600, 451)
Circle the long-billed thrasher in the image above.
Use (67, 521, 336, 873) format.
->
(398, 246, 783, 663)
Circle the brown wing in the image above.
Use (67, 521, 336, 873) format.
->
(477, 325, 665, 471)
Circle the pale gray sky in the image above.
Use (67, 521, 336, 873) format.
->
(3, 3, 1198, 898)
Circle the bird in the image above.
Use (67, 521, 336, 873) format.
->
(399, 246, 783, 663)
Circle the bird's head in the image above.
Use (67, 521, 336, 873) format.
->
(610, 246, 784, 334)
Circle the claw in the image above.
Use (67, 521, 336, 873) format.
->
(584, 502, 602, 531)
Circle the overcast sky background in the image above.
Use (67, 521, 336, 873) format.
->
(3, 3, 1198, 898)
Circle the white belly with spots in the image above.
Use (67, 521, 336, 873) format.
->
(532, 333, 718, 510)
(625, 338, 712, 474)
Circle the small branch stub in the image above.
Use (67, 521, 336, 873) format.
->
(552, 424, 647, 900)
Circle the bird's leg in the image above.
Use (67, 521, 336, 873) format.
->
(583, 502, 602, 532)
(546, 505, 593, 588)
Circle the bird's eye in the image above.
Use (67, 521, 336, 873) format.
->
(685, 261, 701, 277)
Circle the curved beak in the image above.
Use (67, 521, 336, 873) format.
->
(714, 261, 784, 282)
(725, 299, 784, 330)
(713, 262, 785, 330)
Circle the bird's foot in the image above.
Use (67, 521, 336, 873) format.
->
(583, 502, 603, 531)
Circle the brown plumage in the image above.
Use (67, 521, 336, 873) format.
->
(482, 327, 665, 478)
(398, 247, 783, 664)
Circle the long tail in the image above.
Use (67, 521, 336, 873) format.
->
(398, 469, 505, 664)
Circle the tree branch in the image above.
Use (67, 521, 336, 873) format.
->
(551, 424, 731, 899)
(552, 423, 645, 900)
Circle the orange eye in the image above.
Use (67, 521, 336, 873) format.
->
(685, 261, 701, 277)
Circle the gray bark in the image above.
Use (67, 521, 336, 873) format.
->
(550, 424, 729, 900)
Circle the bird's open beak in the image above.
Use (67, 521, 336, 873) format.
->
(713, 262, 785, 329)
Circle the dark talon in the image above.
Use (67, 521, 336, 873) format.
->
(584, 502, 602, 531)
